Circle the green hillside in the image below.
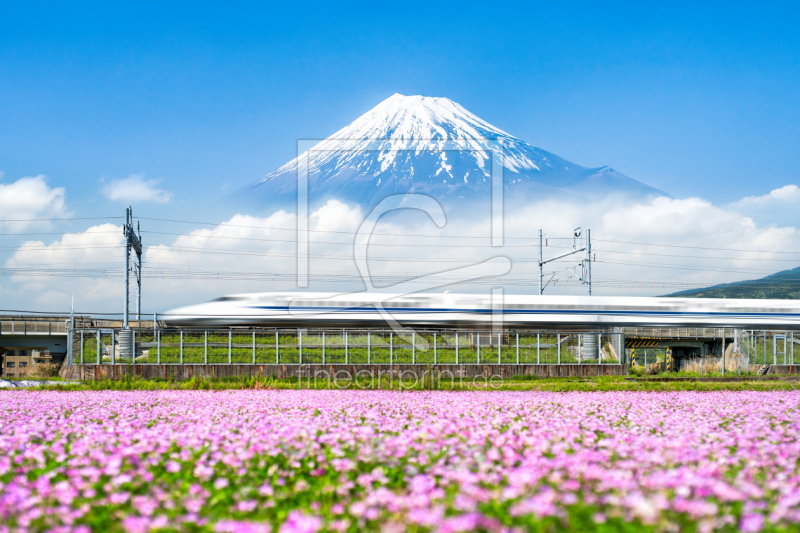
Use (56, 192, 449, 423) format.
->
(666, 266, 800, 299)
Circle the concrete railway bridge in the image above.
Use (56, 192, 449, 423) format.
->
(1, 317, 797, 380)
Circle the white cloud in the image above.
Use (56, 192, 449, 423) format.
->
(7, 223, 125, 266)
(735, 184, 800, 208)
(0, 175, 69, 230)
(310, 199, 364, 231)
(725, 184, 800, 229)
(497, 194, 799, 295)
(3, 190, 800, 311)
(102, 174, 173, 204)
(2, 202, 366, 311)
(142, 200, 366, 306)
(5, 223, 125, 309)
(602, 196, 755, 237)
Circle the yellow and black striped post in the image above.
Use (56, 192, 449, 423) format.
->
(625, 339, 661, 348)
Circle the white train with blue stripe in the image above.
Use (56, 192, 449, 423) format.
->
(164, 292, 800, 329)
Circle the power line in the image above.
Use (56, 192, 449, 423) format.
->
(0, 216, 122, 222)
(596, 239, 800, 254)
(2, 212, 798, 294)
(3, 219, 799, 256)
(2, 214, 799, 254)
(5, 238, 798, 269)
(595, 259, 785, 275)
(3, 264, 798, 287)
(593, 248, 800, 262)
(4, 238, 798, 269)
(0, 230, 120, 236)
(141, 230, 545, 248)
(142, 245, 569, 264)
(138, 216, 546, 241)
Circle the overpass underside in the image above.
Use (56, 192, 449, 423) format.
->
(623, 328, 799, 371)
(0, 318, 74, 373)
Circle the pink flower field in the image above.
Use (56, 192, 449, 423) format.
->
(1, 390, 800, 533)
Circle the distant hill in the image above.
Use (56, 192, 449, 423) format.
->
(666, 266, 800, 299)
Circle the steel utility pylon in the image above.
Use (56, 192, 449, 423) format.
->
(123, 207, 143, 329)
(538, 227, 592, 295)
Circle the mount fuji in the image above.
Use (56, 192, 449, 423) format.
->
(239, 94, 665, 212)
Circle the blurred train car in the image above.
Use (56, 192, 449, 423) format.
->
(164, 292, 800, 329)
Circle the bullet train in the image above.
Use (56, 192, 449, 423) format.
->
(163, 292, 800, 329)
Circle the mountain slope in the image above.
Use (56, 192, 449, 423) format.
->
(666, 266, 800, 299)
(240, 93, 665, 211)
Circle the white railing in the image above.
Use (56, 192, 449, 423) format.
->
(72, 327, 626, 366)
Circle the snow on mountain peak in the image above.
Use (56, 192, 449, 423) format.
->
(263, 93, 544, 181)
(246, 93, 664, 209)
(347, 93, 514, 141)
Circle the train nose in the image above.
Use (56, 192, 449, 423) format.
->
(163, 303, 209, 324)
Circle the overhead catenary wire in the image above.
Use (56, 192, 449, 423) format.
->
(0, 230, 122, 236)
(7, 244, 798, 288)
(0, 216, 122, 222)
(138, 217, 554, 241)
(7, 239, 799, 272)
(4, 221, 800, 257)
(2, 214, 798, 295)
(594, 259, 789, 276)
(6, 224, 800, 262)
(141, 230, 552, 248)
(2, 264, 798, 288)
(4, 214, 800, 254)
(595, 238, 800, 254)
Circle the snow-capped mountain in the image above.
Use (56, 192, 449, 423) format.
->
(241, 94, 664, 211)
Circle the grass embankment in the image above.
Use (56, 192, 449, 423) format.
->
(24, 373, 800, 393)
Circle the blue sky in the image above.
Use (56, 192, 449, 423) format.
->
(2, 1, 799, 209)
(2, 1, 800, 312)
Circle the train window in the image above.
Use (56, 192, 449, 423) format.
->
(211, 296, 245, 302)
(291, 300, 324, 307)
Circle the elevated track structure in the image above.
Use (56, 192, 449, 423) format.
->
(52, 323, 797, 381)
(4, 292, 798, 380)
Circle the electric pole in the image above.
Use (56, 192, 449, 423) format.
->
(587, 228, 592, 296)
(135, 221, 142, 321)
(538, 229, 543, 295)
(537, 227, 592, 296)
(123, 207, 143, 329)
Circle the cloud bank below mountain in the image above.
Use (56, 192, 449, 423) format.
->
(4, 184, 798, 311)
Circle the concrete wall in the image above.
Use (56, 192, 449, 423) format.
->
(60, 363, 628, 381)
(767, 365, 800, 375)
